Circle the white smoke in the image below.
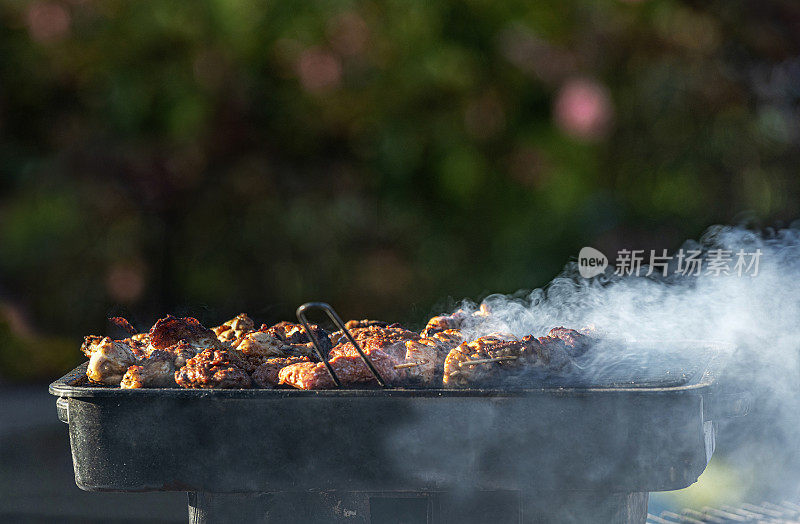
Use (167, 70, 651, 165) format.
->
(445, 222, 800, 499)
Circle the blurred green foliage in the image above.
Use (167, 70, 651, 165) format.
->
(1, 0, 799, 380)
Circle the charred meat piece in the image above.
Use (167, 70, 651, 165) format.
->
(109, 316, 137, 335)
(545, 327, 593, 357)
(86, 338, 139, 385)
(421, 304, 490, 337)
(120, 350, 176, 389)
(251, 356, 311, 388)
(442, 334, 556, 388)
(263, 321, 331, 357)
(81, 335, 105, 357)
(403, 329, 464, 384)
(84, 333, 149, 359)
(122, 333, 150, 359)
(175, 348, 253, 389)
(213, 314, 255, 345)
(265, 321, 328, 345)
(148, 315, 219, 351)
(328, 325, 420, 361)
(278, 349, 406, 390)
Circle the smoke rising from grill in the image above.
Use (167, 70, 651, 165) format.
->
(432, 223, 800, 498)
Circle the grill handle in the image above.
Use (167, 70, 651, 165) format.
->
(703, 391, 752, 421)
(296, 302, 387, 388)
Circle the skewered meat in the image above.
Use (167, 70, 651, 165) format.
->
(175, 348, 253, 389)
(120, 350, 176, 389)
(279, 349, 406, 390)
(403, 329, 463, 384)
(148, 315, 219, 351)
(328, 324, 420, 361)
(442, 333, 560, 388)
(86, 338, 139, 385)
(251, 356, 311, 388)
(213, 314, 255, 344)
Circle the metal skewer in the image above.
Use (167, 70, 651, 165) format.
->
(459, 356, 518, 367)
(394, 359, 430, 370)
(296, 302, 387, 388)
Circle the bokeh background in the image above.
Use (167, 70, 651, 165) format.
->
(2, 0, 800, 521)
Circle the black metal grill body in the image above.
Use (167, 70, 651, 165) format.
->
(49, 360, 735, 494)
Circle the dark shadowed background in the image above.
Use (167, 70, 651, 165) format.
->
(1, 0, 800, 521)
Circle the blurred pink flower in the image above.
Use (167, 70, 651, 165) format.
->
(296, 47, 342, 93)
(26, 2, 70, 44)
(554, 78, 613, 141)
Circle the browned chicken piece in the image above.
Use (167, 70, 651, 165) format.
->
(213, 314, 255, 345)
(121, 333, 150, 358)
(421, 304, 490, 338)
(251, 356, 311, 388)
(328, 325, 420, 361)
(161, 340, 209, 367)
(263, 321, 331, 357)
(86, 338, 139, 385)
(545, 327, 593, 357)
(403, 329, 464, 384)
(442, 333, 559, 388)
(175, 348, 253, 389)
(120, 350, 176, 389)
(278, 349, 406, 390)
(81, 335, 105, 357)
(148, 315, 219, 351)
(234, 330, 293, 359)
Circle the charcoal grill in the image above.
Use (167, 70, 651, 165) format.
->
(49, 305, 749, 523)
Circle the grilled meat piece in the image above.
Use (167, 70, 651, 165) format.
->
(161, 340, 208, 367)
(344, 319, 389, 330)
(109, 316, 137, 335)
(263, 321, 331, 357)
(442, 333, 557, 388)
(175, 348, 253, 389)
(421, 304, 490, 337)
(403, 329, 463, 384)
(148, 315, 219, 351)
(545, 327, 592, 357)
(81, 335, 105, 357)
(86, 338, 139, 385)
(120, 350, 176, 389)
(234, 330, 292, 359)
(213, 314, 255, 345)
(266, 321, 327, 345)
(329, 325, 420, 361)
(251, 356, 311, 388)
(278, 349, 406, 390)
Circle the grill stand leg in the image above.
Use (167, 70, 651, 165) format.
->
(187, 490, 648, 524)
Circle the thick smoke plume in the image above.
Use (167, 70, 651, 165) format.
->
(446, 223, 800, 499)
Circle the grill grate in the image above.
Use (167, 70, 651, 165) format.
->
(647, 501, 800, 523)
